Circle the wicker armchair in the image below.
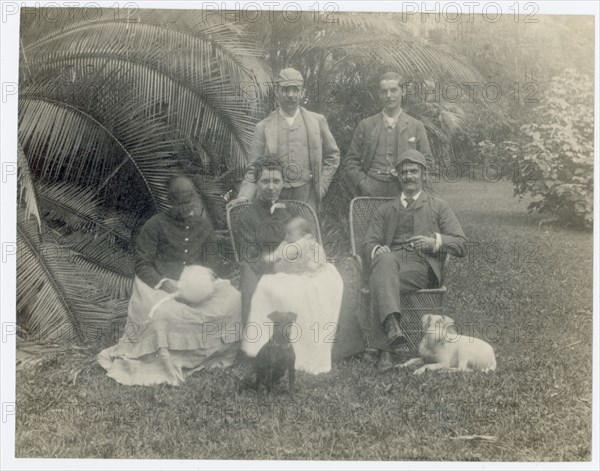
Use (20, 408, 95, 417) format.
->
(226, 200, 322, 262)
(349, 197, 448, 354)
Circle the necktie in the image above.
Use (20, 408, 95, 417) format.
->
(383, 115, 397, 129)
(404, 197, 414, 209)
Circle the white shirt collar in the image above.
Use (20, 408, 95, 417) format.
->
(279, 107, 300, 125)
(382, 108, 403, 128)
(401, 191, 421, 207)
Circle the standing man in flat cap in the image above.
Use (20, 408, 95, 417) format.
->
(363, 150, 467, 370)
(230, 67, 340, 212)
(345, 72, 433, 197)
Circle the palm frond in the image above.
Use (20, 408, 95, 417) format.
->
(22, 8, 271, 89)
(17, 212, 130, 344)
(19, 94, 183, 213)
(17, 141, 41, 228)
(22, 9, 269, 171)
(24, 55, 256, 173)
(17, 214, 83, 342)
(38, 182, 100, 228)
(60, 231, 134, 299)
(325, 37, 480, 82)
(37, 182, 136, 246)
(281, 14, 481, 82)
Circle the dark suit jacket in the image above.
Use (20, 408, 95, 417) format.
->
(238, 107, 340, 208)
(344, 111, 432, 190)
(363, 192, 467, 284)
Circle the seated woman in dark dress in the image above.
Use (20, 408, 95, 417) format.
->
(237, 159, 343, 374)
(98, 176, 241, 386)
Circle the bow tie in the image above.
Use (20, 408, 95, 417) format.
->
(270, 202, 287, 214)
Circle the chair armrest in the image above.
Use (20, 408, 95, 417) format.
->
(412, 286, 448, 294)
(351, 252, 363, 274)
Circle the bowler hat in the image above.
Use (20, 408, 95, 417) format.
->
(395, 149, 428, 172)
(277, 68, 304, 87)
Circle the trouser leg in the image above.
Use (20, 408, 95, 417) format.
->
(370, 250, 430, 323)
(370, 252, 402, 322)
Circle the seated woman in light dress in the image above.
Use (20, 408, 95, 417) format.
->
(97, 176, 241, 386)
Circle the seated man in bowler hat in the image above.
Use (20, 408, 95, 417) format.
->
(363, 149, 467, 370)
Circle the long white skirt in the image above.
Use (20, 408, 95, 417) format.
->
(241, 264, 344, 374)
(97, 276, 241, 386)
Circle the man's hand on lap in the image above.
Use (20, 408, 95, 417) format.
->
(408, 235, 435, 252)
(374, 245, 391, 257)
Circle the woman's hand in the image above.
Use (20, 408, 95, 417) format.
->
(226, 196, 249, 210)
(161, 280, 178, 294)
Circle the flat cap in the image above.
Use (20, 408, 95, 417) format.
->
(277, 67, 304, 87)
(395, 149, 428, 171)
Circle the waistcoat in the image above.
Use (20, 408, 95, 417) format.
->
(277, 114, 312, 188)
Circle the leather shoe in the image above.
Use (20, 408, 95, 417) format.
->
(376, 350, 393, 371)
(383, 313, 407, 348)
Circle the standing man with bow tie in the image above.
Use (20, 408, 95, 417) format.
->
(229, 67, 340, 212)
(363, 150, 467, 370)
(344, 72, 433, 197)
(237, 158, 296, 324)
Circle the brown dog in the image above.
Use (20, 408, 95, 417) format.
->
(399, 314, 497, 374)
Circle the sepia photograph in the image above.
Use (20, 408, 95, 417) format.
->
(0, 0, 598, 468)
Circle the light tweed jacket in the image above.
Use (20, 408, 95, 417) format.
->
(238, 107, 340, 208)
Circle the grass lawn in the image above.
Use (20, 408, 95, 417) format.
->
(15, 178, 593, 461)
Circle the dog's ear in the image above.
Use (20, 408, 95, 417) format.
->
(267, 311, 282, 322)
(422, 314, 432, 329)
(442, 315, 457, 335)
(284, 312, 298, 323)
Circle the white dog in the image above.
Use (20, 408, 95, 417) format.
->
(399, 314, 497, 375)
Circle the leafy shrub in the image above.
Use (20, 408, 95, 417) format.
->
(505, 70, 593, 228)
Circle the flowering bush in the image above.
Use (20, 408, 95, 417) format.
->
(507, 70, 593, 228)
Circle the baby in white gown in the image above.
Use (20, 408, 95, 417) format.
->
(269, 217, 327, 276)
(243, 217, 342, 374)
